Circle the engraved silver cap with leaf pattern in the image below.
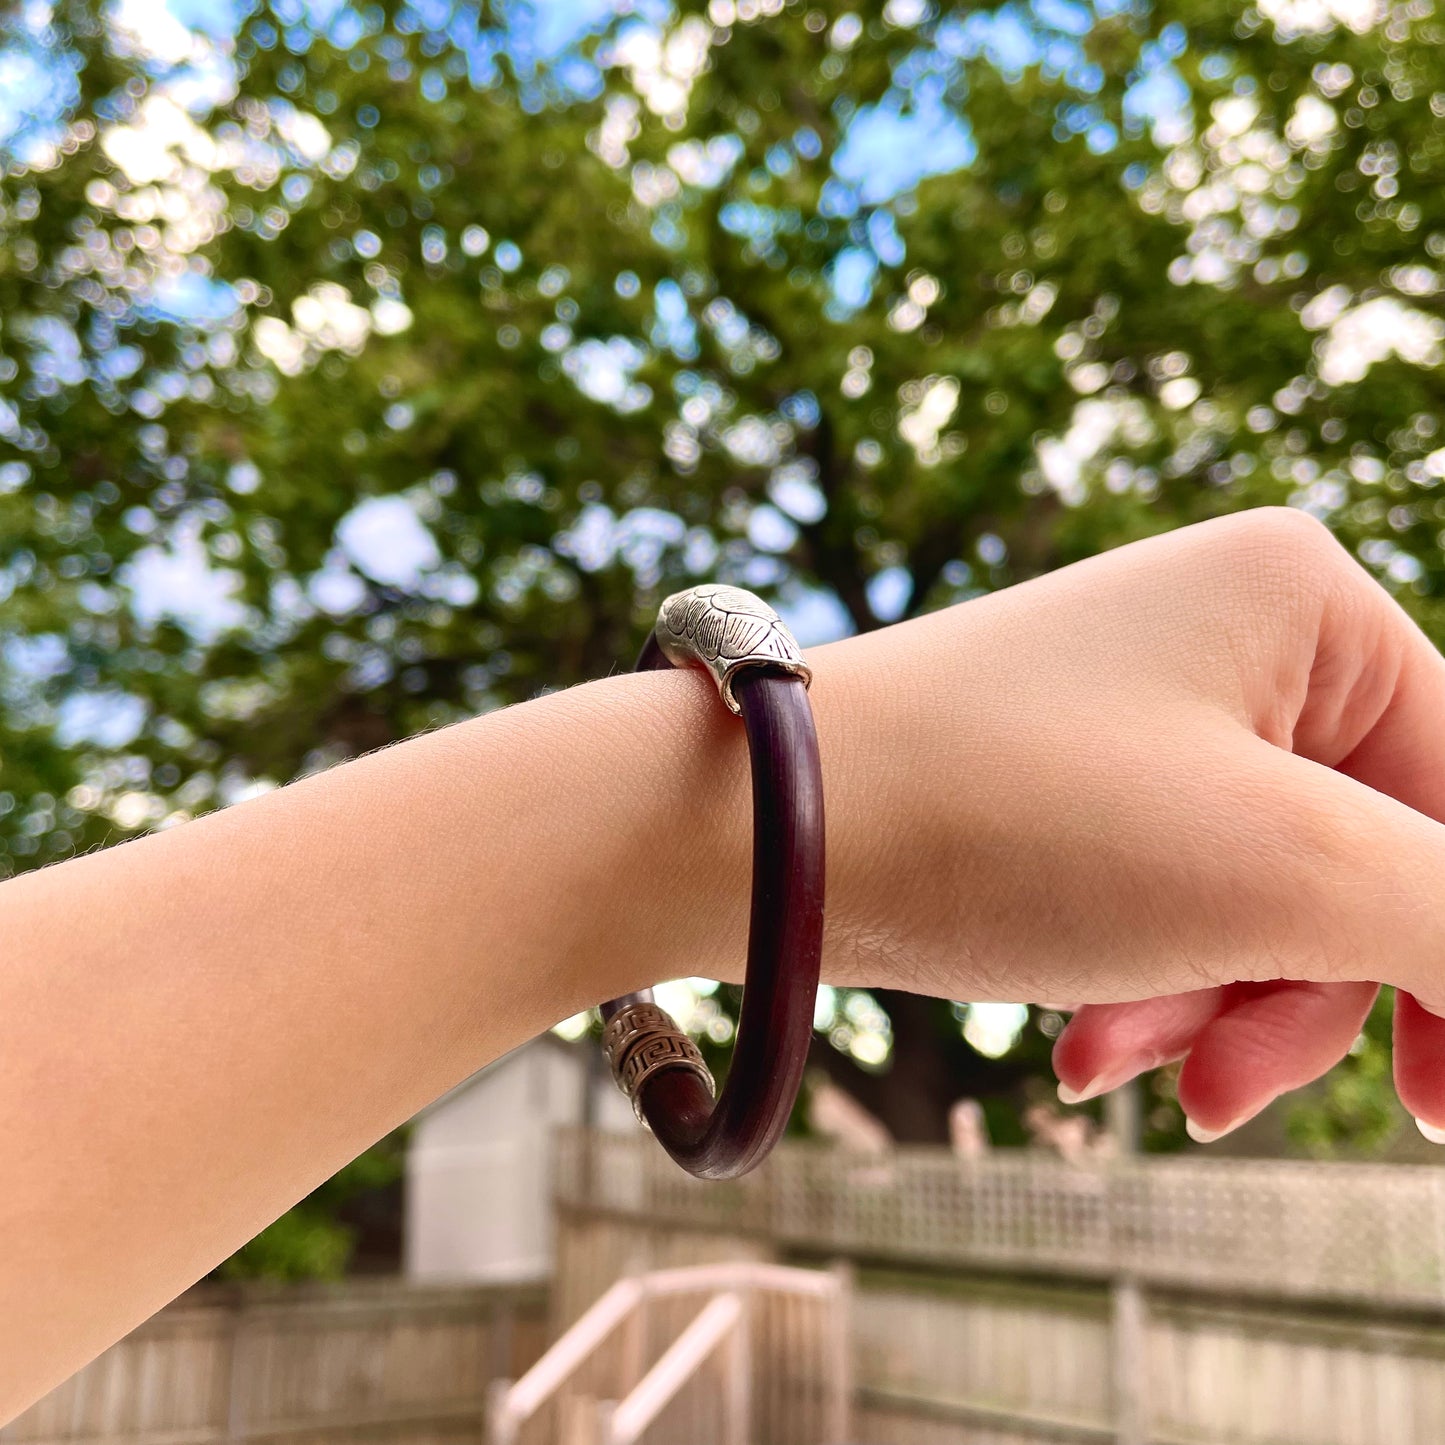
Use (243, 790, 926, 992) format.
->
(654, 584, 812, 714)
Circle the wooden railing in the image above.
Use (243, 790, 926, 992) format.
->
(487, 1261, 850, 1445)
(555, 1125, 1445, 1309)
(493, 1276, 647, 1436)
(605, 1292, 744, 1445)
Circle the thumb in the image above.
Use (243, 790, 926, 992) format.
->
(1245, 738, 1445, 999)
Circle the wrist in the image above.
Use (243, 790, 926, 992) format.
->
(508, 664, 755, 1010)
(535, 628, 889, 1011)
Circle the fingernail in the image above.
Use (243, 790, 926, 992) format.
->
(1186, 1111, 1260, 1144)
(1057, 1057, 1152, 1106)
(1185, 1117, 1232, 1144)
(1415, 1118, 1445, 1145)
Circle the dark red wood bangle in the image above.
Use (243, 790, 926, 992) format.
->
(599, 585, 824, 1180)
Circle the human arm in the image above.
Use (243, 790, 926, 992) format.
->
(8, 506, 1445, 1415)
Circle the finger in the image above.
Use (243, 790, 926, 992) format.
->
(1055, 980, 1378, 1133)
(1299, 589, 1445, 1108)
(1300, 570, 1445, 808)
(1175, 979, 1379, 1141)
(1220, 733, 1445, 996)
(1392, 991, 1445, 1143)
(1052, 990, 1225, 1102)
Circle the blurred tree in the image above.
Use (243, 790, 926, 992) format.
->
(217, 1127, 407, 1279)
(3, 0, 1443, 1264)
(1286, 989, 1406, 1157)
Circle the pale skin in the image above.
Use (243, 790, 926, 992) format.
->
(9, 505, 1445, 1418)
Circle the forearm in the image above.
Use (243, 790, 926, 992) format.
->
(0, 661, 784, 1416)
(23, 509, 1445, 1416)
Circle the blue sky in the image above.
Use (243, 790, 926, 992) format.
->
(0, 0, 1193, 741)
(2, 0, 1189, 194)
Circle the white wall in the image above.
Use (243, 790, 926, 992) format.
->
(405, 1038, 636, 1283)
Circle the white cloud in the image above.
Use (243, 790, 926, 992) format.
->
(101, 94, 217, 186)
(371, 298, 414, 336)
(1035, 397, 1155, 506)
(276, 109, 331, 164)
(897, 376, 959, 464)
(562, 336, 651, 413)
(111, 0, 204, 66)
(609, 15, 712, 122)
(1258, 0, 1382, 35)
(1286, 94, 1338, 148)
(1316, 296, 1444, 386)
(122, 523, 247, 642)
(253, 283, 376, 376)
(337, 497, 442, 590)
(722, 415, 781, 467)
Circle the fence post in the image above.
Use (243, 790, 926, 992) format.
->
(486, 1377, 514, 1445)
(1105, 1079, 1141, 1154)
(619, 1276, 646, 1395)
(587, 1398, 616, 1445)
(1111, 1273, 1148, 1445)
(826, 1260, 855, 1445)
(224, 1288, 251, 1444)
(490, 1296, 515, 1392)
(725, 1288, 751, 1445)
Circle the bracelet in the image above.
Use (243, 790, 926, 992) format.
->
(599, 584, 825, 1180)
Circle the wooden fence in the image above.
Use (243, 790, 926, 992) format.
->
(20, 1134, 1445, 1445)
(555, 1125, 1445, 1311)
(2, 1279, 548, 1445)
(555, 1127, 1445, 1445)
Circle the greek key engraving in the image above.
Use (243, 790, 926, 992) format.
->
(603, 1001, 715, 1123)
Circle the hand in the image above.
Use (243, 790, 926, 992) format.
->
(807, 508, 1445, 1143)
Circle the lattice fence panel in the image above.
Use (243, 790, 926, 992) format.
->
(555, 1127, 1445, 1309)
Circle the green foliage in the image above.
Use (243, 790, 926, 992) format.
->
(217, 1127, 406, 1280)
(218, 1204, 356, 1281)
(1287, 989, 1407, 1157)
(3, 0, 1444, 1244)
